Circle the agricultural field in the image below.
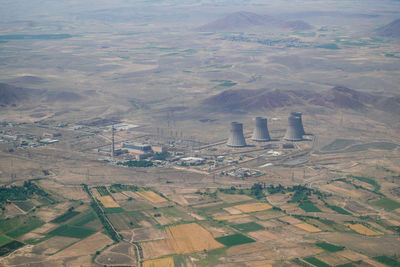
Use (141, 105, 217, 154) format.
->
(143, 257, 175, 267)
(97, 195, 120, 208)
(166, 223, 223, 253)
(233, 203, 272, 213)
(137, 190, 168, 204)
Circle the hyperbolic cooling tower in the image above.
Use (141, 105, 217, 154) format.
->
(291, 112, 305, 135)
(284, 115, 303, 141)
(227, 122, 247, 147)
(251, 117, 270, 142)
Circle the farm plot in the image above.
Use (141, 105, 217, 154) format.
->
(5, 216, 44, 238)
(345, 223, 381, 236)
(97, 195, 120, 208)
(0, 240, 24, 256)
(372, 197, 400, 211)
(315, 253, 350, 266)
(51, 210, 80, 223)
(223, 207, 242, 215)
(107, 212, 145, 230)
(214, 214, 249, 221)
(233, 203, 272, 213)
(48, 225, 96, 239)
(131, 227, 166, 242)
(218, 193, 253, 203)
(232, 222, 264, 232)
(53, 232, 113, 258)
(13, 200, 35, 212)
(31, 236, 79, 255)
(96, 251, 135, 266)
(215, 233, 255, 247)
(294, 223, 321, 233)
(315, 242, 344, 252)
(0, 235, 11, 247)
(137, 190, 167, 203)
(166, 223, 223, 254)
(141, 239, 175, 260)
(143, 257, 174, 267)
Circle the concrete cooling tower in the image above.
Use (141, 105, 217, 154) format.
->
(227, 122, 247, 147)
(251, 117, 270, 142)
(290, 112, 305, 135)
(284, 115, 303, 141)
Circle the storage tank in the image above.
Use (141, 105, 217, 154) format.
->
(227, 122, 247, 147)
(251, 117, 270, 142)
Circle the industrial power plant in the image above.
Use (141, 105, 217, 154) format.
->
(252, 117, 270, 142)
(227, 122, 247, 147)
(227, 112, 306, 147)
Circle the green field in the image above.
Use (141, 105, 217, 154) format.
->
(104, 207, 124, 213)
(13, 201, 35, 212)
(304, 256, 332, 267)
(315, 242, 345, 252)
(48, 225, 96, 239)
(51, 210, 80, 224)
(345, 142, 398, 153)
(231, 222, 264, 232)
(372, 198, 400, 211)
(5, 217, 44, 238)
(107, 211, 148, 230)
(0, 240, 24, 256)
(321, 139, 358, 151)
(215, 234, 255, 247)
(372, 256, 400, 267)
(0, 235, 12, 247)
(326, 205, 351, 215)
(299, 201, 321, 212)
(70, 212, 97, 226)
(349, 175, 380, 191)
(96, 186, 110, 196)
(0, 217, 20, 233)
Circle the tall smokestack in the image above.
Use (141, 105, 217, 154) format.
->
(284, 115, 303, 141)
(252, 117, 270, 142)
(290, 112, 305, 135)
(227, 122, 247, 147)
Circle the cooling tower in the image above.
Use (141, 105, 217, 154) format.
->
(290, 112, 305, 135)
(227, 122, 247, 147)
(284, 115, 303, 141)
(251, 117, 270, 142)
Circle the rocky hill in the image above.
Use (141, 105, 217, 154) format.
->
(0, 82, 84, 107)
(195, 11, 277, 32)
(376, 18, 400, 38)
(202, 86, 400, 115)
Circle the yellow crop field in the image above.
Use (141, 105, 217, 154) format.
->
(294, 223, 321, 232)
(233, 203, 272, 213)
(214, 214, 249, 221)
(143, 257, 174, 267)
(166, 223, 223, 254)
(97, 195, 120, 208)
(137, 190, 167, 203)
(345, 224, 381, 236)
